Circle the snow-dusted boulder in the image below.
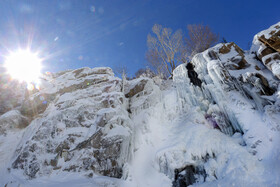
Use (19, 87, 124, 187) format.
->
(251, 22, 280, 79)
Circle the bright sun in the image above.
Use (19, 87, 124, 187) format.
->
(4, 49, 42, 87)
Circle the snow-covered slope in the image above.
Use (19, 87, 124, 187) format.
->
(0, 23, 280, 187)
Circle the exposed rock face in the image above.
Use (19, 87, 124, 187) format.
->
(0, 66, 163, 183)
(252, 22, 280, 79)
(124, 77, 161, 115)
(218, 42, 251, 70)
(125, 79, 148, 98)
(173, 165, 206, 187)
(11, 67, 133, 179)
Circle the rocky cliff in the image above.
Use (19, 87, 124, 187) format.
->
(0, 23, 280, 187)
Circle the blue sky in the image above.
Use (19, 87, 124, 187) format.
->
(0, 0, 279, 77)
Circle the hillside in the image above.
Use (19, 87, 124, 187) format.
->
(0, 22, 280, 187)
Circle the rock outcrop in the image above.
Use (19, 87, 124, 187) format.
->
(252, 22, 280, 79)
(10, 67, 133, 179)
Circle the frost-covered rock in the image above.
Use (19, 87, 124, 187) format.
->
(9, 67, 133, 179)
(252, 22, 280, 79)
(0, 110, 29, 135)
(125, 77, 161, 115)
(218, 42, 250, 70)
(1, 23, 280, 187)
(175, 41, 278, 132)
(170, 33, 280, 186)
(125, 78, 149, 98)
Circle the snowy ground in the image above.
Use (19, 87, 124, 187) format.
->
(0, 130, 24, 174)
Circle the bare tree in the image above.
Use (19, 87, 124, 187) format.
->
(185, 24, 219, 60)
(114, 65, 128, 78)
(146, 24, 184, 78)
(135, 67, 156, 78)
(146, 49, 168, 78)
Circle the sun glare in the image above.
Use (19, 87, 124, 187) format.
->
(4, 49, 42, 88)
